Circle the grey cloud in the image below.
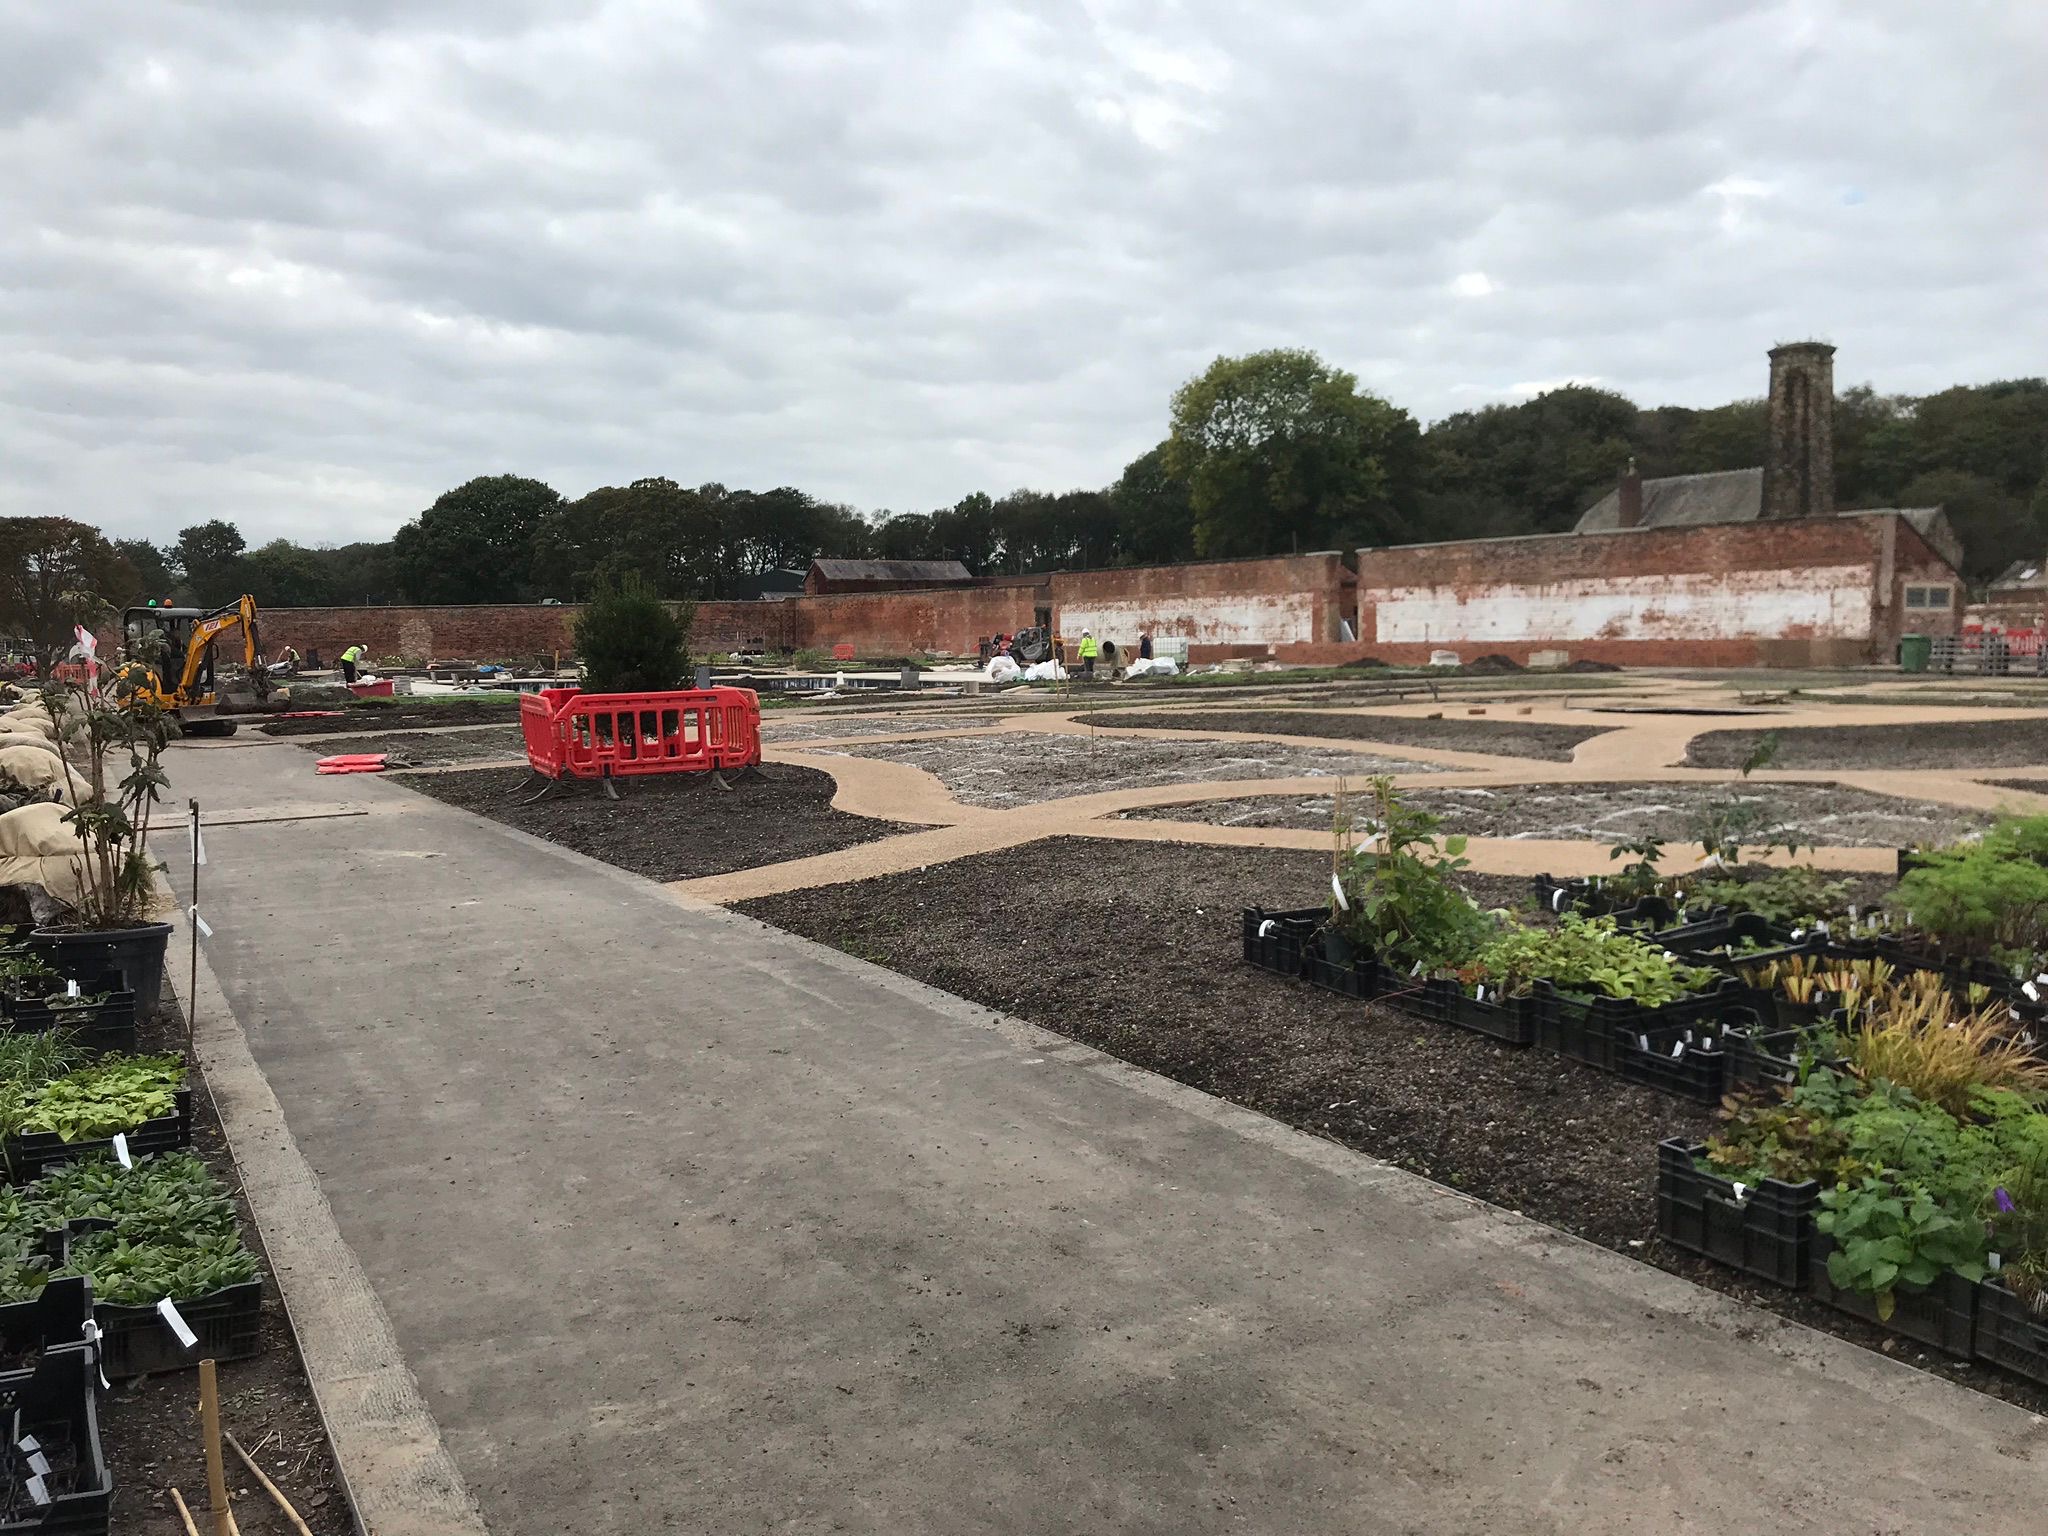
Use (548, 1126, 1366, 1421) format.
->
(0, 0, 2042, 546)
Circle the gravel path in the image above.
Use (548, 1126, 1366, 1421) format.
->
(1094, 709, 1607, 761)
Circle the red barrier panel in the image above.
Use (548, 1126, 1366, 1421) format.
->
(520, 686, 761, 782)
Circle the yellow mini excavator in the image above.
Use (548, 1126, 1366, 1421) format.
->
(119, 594, 270, 736)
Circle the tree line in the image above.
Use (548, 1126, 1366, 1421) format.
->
(23, 351, 2048, 642)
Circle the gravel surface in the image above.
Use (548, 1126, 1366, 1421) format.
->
(1689, 718, 2048, 770)
(259, 698, 522, 734)
(1093, 709, 1608, 761)
(762, 713, 1000, 742)
(396, 764, 912, 880)
(822, 731, 1426, 807)
(1122, 780, 1993, 846)
(295, 726, 525, 767)
(737, 835, 2045, 1412)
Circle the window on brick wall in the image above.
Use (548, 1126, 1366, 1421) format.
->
(1905, 585, 1952, 609)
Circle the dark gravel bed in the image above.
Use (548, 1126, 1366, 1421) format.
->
(1972, 777, 2048, 802)
(259, 698, 522, 735)
(1690, 718, 2048, 771)
(111, 999, 353, 1534)
(294, 726, 524, 767)
(737, 835, 2046, 1412)
(396, 764, 913, 880)
(1093, 709, 1608, 761)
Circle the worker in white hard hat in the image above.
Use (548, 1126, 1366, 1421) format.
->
(1077, 628, 1100, 680)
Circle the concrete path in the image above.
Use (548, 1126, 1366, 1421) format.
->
(170, 737, 2048, 1535)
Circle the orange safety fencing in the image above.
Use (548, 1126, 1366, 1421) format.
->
(520, 686, 762, 781)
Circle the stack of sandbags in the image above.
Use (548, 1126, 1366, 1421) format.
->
(0, 801, 86, 913)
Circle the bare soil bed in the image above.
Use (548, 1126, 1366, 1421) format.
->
(396, 764, 911, 880)
(258, 697, 522, 735)
(1093, 709, 1608, 761)
(113, 1000, 353, 1535)
(1122, 780, 1993, 846)
(1977, 777, 2048, 802)
(1689, 718, 2048, 770)
(294, 725, 524, 767)
(822, 732, 1425, 808)
(762, 713, 999, 742)
(736, 836, 2045, 1411)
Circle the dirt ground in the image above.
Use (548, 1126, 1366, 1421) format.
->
(735, 836, 2045, 1412)
(295, 726, 524, 767)
(395, 764, 911, 880)
(1689, 718, 2048, 770)
(111, 1002, 353, 1535)
(819, 732, 1425, 808)
(761, 714, 1000, 742)
(1122, 780, 1993, 846)
(258, 698, 522, 735)
(1093, 709, 1609, 761)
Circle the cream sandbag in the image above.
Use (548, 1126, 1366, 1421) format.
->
(0, 732, 60, 760)
(0, 745, 67, 798)
(0, 802, 86, 910)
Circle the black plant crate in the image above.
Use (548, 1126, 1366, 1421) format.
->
(1974, 1277, 2048, 1388)
(6, 1089, 193, 1185)
(1725, 1024, 1846, 1092)
(0, 1347, 111, 1535)
(0, 1279, 94, 1375)
(1617, 1025, 1727, 1102)
(94, 1280, 264, 1380)
(1657, 911, 1784, 957)
(1536, 979, 1753, 1075)
(1301, 936, 1375, 1000)
(1406, 983, 1537, 1047)
(1809, 1237, 1977, 1358)
(1529, 877, 1676, 927)
(2, 989, 137, 1059)
(1240, 907, 1321, 978)
(1655, 1139, 1816, 1289)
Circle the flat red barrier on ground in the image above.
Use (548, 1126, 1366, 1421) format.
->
(520, 686, 762, 782)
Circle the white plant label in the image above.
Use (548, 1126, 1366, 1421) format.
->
(1670, 1040, 1686, 1058)
(156, 1298, 199, 1350)
(188, 819, 207, 866)
(2025, 982, 2041, 1003)
(15, 1437, 37, 1456)
(1329, 874, 1348, 911)
(1551, 888, 1566, 912)
(191, 906, 213, 939)
(25, 1451, 48, 1478)
(111, 1133, 131, 1169)
(1257, 920, 1277, 939)
(1732, 1182, 1748, 1201)
(64, 980, 78, 998)
(23, 1475, 47, 1506)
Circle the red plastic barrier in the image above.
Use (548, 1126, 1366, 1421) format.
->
(520, 686, 762, 782)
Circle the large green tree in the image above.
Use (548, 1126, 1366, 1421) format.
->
(530, 477, 722, 600)
(392, 475, 562, 603)
(0, 518, 141, 665)
(241, 539, 340, 608)
(1107, 445, 1196, 566)
(1166, 349, 1419, 556)
(172, 519, 248, 608)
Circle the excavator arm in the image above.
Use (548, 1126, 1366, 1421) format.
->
(170, 595, 261, 704)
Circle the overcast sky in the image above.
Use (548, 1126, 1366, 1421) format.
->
(3, 1, 2043, 547)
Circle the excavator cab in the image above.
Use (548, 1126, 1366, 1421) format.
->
(119, 595, 265, 734)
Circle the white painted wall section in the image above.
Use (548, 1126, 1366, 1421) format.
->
(1057, 593, 1317, 646)
(1370, 567, 1873, 645)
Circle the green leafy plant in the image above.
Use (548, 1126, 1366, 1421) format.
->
(43, 670, 174, 929)
(1817, 1175, 1989, 1319)
(14, 1054, 183, 1142)
(1472, 913, 1719, 1005)
(25, 1151, 239, 1242)
(1604, 835, 1669, 904)
(1988, 1151, 2048, 1313)
(1691, 864, 1851, 927)
(1329, 777, 1498, 974)
(1890, 831, 2048, 964)
(56, 1228, 258, 1306)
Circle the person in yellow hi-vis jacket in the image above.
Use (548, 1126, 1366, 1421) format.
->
(1077, 629, 1100, 680)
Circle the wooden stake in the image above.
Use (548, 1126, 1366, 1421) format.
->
(199, 1359, 233, 1536)
(170, 1487, 203, 1536)
(226, 1430, 316, 1536)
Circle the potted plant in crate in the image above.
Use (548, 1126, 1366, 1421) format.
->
(32, 665, 175, 1018)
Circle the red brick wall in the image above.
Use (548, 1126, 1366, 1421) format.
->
(262, 602, 797, 664)
(1357, 516, 1951, 668)
(790, 582, 1044, 656)
(1050, 553, 1354, 661)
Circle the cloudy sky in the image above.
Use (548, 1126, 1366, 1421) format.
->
(3, 0, 2042, 547)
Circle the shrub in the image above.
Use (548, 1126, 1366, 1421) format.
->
(1890, 844, 2048, 962)
(1329, 777, 1498, 974)
(572, 576, 692, 694)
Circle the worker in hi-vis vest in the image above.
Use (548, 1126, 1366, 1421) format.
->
(1077, 629, 1100, 680)
(340, 643, 367, 684)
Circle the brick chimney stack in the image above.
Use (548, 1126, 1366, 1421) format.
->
(1616, 458, 1643, 529)
(1763, 341, 1836, 521)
